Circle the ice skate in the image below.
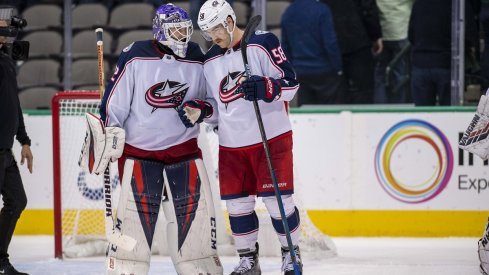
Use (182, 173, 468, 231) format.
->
(281, 246, 302, 275)
(230, 244, 261, 275)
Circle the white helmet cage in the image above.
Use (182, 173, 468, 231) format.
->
(198, 0, 236, 44)
(161, 21, 193, 57)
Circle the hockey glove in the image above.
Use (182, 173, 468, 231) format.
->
(178, 99, 214, 128)
(79, 113, 125, 175)
(459, 94, 489, 160)
(240, 75, 281, 103)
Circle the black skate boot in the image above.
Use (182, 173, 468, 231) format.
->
(0, 259, 28, 275)
(281, 245, 302, 275)
(230, 243, 261, 275)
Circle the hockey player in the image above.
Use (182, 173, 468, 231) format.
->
(83, 4, 223, 275)
(179, 0, 303, 274)
(459, 91, 489, 275)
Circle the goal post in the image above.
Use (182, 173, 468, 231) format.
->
(52, 91, 103, 259)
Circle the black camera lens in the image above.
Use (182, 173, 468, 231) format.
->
(10, 16, 27, 29)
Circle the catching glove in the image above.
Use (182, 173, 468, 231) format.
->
(178, 99, 213, 128)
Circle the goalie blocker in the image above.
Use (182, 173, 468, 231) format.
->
(459, 94, 489, 160)
(79, 113, 125, 175)
(106, 157, 223, 275)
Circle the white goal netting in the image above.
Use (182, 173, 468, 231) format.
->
(52, 91, 336, 259)
(52, 92, 113, 258)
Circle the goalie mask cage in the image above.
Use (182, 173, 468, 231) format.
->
(52, 91, 337, 259)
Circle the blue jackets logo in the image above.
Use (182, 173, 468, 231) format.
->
(219, 71, 245, 103)
(145, 80, 189, 111)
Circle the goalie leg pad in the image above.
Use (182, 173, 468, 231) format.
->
(79, 112, 125, 175)
(106, 258, 149, 275)
(162, 158, 223, 275)
(106, 158, 165, 275)
(479, 217, 489, 275)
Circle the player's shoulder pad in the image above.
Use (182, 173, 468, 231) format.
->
(204, 44, 225, 63)
(182, 41, 205, 63)
(247, 30, 280, 51)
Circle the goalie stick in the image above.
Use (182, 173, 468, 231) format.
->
(240, 15, 301, 275)
(95, 28, 136, 251)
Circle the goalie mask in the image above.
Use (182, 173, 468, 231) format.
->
(198, 0, 236, 46)
(153, 4, 193, 58)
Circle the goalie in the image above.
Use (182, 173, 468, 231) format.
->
(459, 91, 489, 275)
(80, 4, 222, 275)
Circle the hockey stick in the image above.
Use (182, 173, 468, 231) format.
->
(95, 28, 136, 251)
(239, 16, 301, 275)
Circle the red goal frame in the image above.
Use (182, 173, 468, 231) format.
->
(51, 91, 100, 259)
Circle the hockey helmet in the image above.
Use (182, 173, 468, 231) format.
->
(153, 3, 193, 58)
(198, 0, 236, 42)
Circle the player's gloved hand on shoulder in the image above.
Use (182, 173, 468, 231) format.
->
(240, 75, 281, 103)
(178, 99, 213, 128)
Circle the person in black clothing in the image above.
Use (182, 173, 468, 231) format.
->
(408, 0, 478, 106)
(0, 18, 32, 275)
(408, 0, 451, 106)
(481, 0, 489, 91)
(322, 0, 383, 104)
(281, 0, 344, 105)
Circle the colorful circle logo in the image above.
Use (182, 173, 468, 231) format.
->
(375, 119, 453, 203)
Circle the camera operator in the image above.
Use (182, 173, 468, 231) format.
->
(0, 12, 32, 275)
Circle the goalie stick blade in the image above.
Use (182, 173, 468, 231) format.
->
(107, 231, 137, 251)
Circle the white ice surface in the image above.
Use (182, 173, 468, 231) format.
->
(7, 236, 480, 275)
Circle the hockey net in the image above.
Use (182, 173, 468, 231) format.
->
(52, 91, 337, 259)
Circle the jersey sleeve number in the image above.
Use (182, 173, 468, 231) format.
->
(271, 46, 287, 64)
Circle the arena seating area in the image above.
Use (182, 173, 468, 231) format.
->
(5, 0, 291, 109)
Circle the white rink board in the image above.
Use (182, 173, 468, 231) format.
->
(13, 111, 487, 211)
(291, 111, 487, 211)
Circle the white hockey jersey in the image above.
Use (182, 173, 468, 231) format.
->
(100, 40, 207, 151)
(203, 31, 299, 148)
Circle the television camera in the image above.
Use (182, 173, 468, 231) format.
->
(0, 8, 29, 61)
